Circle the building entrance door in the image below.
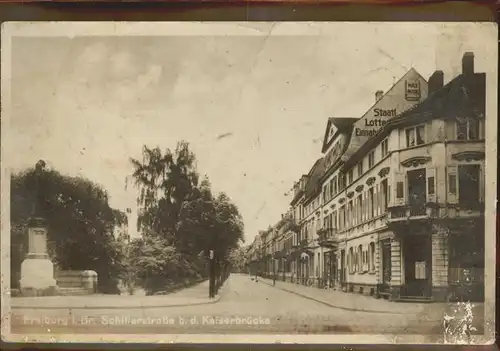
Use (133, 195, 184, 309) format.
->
(402, 235, 432, 297)
(380, 239, 392, 295)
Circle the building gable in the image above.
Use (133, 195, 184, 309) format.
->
(342, 68, 429, 162)
(321, 117, 358, 154)
(324, 123, 338, 148)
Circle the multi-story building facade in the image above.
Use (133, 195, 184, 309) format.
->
(289, 159, 325, 285)
(332, 67, 429, 298)
(251, 51, 485, 303)
(339, 52, 485, 302)
(245, 232, 262, 276)
(316, 117, 358, 289)
(288, 174, 308, 282)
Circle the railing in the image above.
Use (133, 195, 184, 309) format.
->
(317, 228, 337, 247)
(409, 205, 427, 216)
(389, 208, 407, 219)
(388, 204, 429, 221)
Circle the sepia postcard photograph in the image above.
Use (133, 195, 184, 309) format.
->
(0, 21, 497, 345)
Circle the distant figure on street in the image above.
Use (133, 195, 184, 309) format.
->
(273, 273, 276, 286)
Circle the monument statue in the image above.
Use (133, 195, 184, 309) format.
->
(19, 160, 58, 296)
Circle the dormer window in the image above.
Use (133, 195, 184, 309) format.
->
(456, 117, 479, 141)
(406, 125, 425, 147)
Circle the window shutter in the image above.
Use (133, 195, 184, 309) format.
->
(374, 184, 380, 217)
(366, 191, 369, 220)
(388, 178, 395, 208)
(379, 183, 384, 214)
(426, 167, 436, 203)
(447, 165, 459, 204)
(367, 191, 371, 219)
(360, 194, 363, 223)
(394, 171, 406, 206)
(366, 188, 375, 219)
(387, 184, 391, 208)
(362, 193, 366, 222)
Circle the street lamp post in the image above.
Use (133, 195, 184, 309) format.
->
(208, 249, 215, 298)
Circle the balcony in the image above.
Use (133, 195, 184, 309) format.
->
(317, 228, 337, 248)
(387, 204, 434, 221)
(286, 220, 301, 234)
(386, 203, 438, 233)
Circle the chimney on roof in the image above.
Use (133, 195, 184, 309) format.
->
(428, 70, 444, 95)
(462, 52, 474, 75)
(375, 90, 383, 102)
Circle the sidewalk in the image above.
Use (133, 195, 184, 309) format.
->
(11, 280, 221, 309)
(258, 277, 484, 319)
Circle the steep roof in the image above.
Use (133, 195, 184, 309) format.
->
(303, 157, 326, 204)
(392, 71, 485, 126)
(342, 71, 485, 168)
(290, 174, 308, 207)
(342, 67, 428, 162)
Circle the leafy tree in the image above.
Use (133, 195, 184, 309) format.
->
(129, 141, 245, 292)
(128, 233, 206, 295)
(130, 142, 199, 241)
(176, 177, 216, 257)
(228, 246, 247, 273)
(11, 164, 127, 293)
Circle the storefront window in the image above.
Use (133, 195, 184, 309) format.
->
(449, 233, 484, 284)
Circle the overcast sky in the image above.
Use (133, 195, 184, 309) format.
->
(7, 22, 495, 242)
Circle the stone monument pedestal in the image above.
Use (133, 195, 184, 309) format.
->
(19, 218, 58, 296)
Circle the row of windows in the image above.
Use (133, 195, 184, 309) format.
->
(303, 197, 321, 218)
(293, 166, 482, 252)
(348, 242, 376, 274)
(343, 180, 389, 230)
(323, 139, 387, 206)
(405, 118, 482, 149)
(320, 119, 483, 211)
(391, 165, 483, 208)
(298, 119, 484, 233)
(310, 179, 391, 239)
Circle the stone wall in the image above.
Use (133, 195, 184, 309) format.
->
(55, 270, 98, 294)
